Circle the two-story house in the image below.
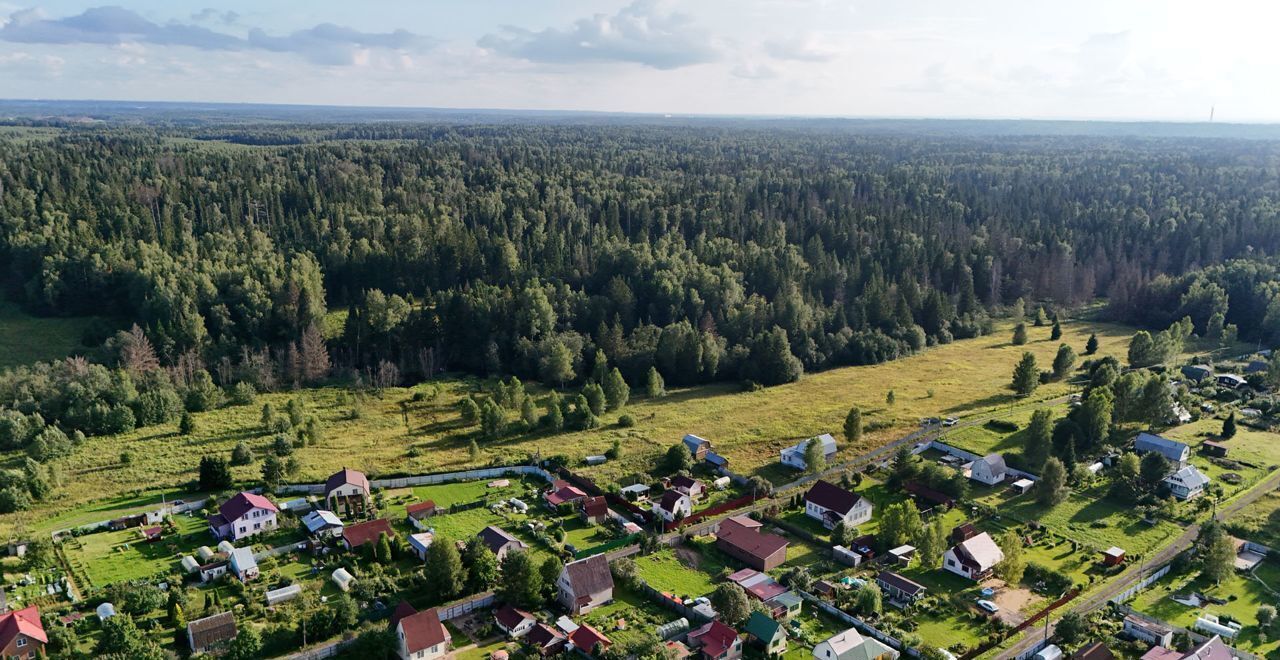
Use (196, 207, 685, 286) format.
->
(324, 467, 371, 517)
(557, 554, 614, 614)
(0, 606, 46, 659)
(653, 490, 693, 523)
(943, 531, 1005, 581)
(1164, 465, 1210, 500)
(208, 492, 279, 542)
(395, 608, 450, 660)
(803, 480, 872, 529)
(688, 620, 743, 660)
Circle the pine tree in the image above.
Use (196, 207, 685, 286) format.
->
(1012, 352, 1039, 396)
(1036, 457, 1068, 505)
(603, 368, 630, 410)
(299, 322, 331, 383)
(1050, 320, 1062, 340)
(1012, 322, 1029, 345)
(844, 406, 862, 445)
(520, 396, 538, 428)
(1052, 343, 1076, 379)
(1222, 412, 1237, 439)
(582, 383, 606, 416)
(1023, 409, 1053, 470)
(179, 412, 195, 435)
(1085, 333, 1099, 355)
(646, 367, 666, 398)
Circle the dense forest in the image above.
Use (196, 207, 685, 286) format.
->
(1, 121, 1279, 458)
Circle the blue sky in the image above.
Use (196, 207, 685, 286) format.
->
(0, 0, 1275, 122)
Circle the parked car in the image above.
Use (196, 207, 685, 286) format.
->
(976, 599, 999, 614)
(942, 417, 959, 427)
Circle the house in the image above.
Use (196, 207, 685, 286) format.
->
(1101, 547, 1125, 566)
(1202, 441, 1229, 458)
(717, 516, 789, 571)
(479, 525, 528, 560)
(0, 606, 46, 658)
(1140, 635, 1232, 660)
(395, 608, 450, 660)
(544, 482, 588, 508)
(494, 605, 537, 638)
(812, 628, 899, 660)
(342, 518, 396, 550)
(199, 561, 228, 583)
(687, 620, 743, 660)
(1216, 374, 1247, 389)
(187, 612, 237, 655)
(302, 509, 344, 538)
(781, 434, 838, 470)
(324, 467, 371, 516)
(943, 531, 1004, 581)
(1072, 642, 1115, 660)
(765, 591, 803, 621)
(1181, 364, 1214, 382)
(727, 568, 788, 602)
(969, 454, 1007, 486)
(408, 532, 434, 561)
(887, 545, 915, 567)
(579, 496, 609, 524)
(406, 501, 436, 529)
(683, 434, 712, 461)
(525, 623, 567, 656)
(653, 490, 693, 523)
(1122, 615, 1173, 647)
(744, 612, 788, 656)
(876, 571, 926, 603)
(804, 480, 873, 529)
(229, 547, 259, 582)
(567, 624, 612, 657)
(208, 491, 279, 541)
(1164, 465, 1210, 500)
(670, 476, 706, 500)
(558, 554, 614, 614)
(1134, 433, 1190, 468)
(619, 484, 651, 502)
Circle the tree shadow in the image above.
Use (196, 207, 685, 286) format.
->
(941, 393, 1018, 414)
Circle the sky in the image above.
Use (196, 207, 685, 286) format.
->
(0, 0, 1276, 122)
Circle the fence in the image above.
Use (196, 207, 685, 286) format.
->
(51, 496, 212, 540)
(634, 579, 713, 624)
(279, 637, 354, 660)
(666, 493, 764, 532)
(438, 591, 496, 621)
(928, 441, 1041, 481)
(797, 590, 911, 657)
(1109, 563, 1172, 604)
(575, 534, 640, 560)
(276, 464, 555, 495)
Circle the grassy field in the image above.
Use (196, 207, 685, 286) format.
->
(634, 548, 723, 598)
(0, 300, 100, 369)
(1129, 560, 1280, 657)
(1225, 489, 1280, 548)
(996, 483, 1182, 557)
(68, 513, 207, 589)
(0, 317, 1142, 537)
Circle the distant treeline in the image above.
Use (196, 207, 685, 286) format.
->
(1, 123, 1279, 392)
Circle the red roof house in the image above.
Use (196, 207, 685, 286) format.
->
(687, 620, 742, 660)
(568, 624, 612, 657)
(342, 518, 396, 550)
(0, 606, 47, 658)
(716, 516, 788, 571)
(395, 608, 450, 659)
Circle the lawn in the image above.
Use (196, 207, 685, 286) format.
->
(1161, 419, 1280, 505)
(997, 483, 1182, 557)
(404, 478, 533, 509)
(1224, 489, 1280, 549)
(69, 513, 208, 590)
(1128, 560, 1280, 657)
(0, 299, 101, 369)
(634, 548, 723, 598)
(0, 317, 1147, 540)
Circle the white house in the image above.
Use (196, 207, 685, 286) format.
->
(653, 490, 692, 523)
(1164, 465, 1210, 500)
(395, 608, 450, 660)
(968, 454, 1007, 486)
(781, 434, 838, 470)
(557, 555, 614, 615)
(943, 532, 1005, 581)
(208, 492, 279, 542)
(494, 605, 537, 638)
(803, 480, 872, 529)
(408, 532, 434, 561)
(812, 628, 899, 660)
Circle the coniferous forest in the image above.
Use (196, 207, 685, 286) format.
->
(2, 115, 1280, 454)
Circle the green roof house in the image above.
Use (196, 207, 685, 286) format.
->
(744, 612, 787, 657)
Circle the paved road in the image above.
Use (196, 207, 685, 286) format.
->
(994, 468, 1280, 660)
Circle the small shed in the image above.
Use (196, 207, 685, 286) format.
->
(1202, 441, 1229, 458)
(265, 584, 302, 606)
(1009, 478, 1035, 494)
(888, 545, 916, 566)
(142, 526, 163, 542)
(832, 545, 862, 567)
(180, 556, 200, 574)
(96, 602, 117, 621)
(331, 568, 356, 592)
(1102, 547, 1125, 566)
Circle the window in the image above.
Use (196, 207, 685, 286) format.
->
(16, 636, 26, 647)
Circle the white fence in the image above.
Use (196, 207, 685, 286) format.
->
(279, 637, 353, 660)
(1109, 563, 1172, 604)
(276, 465, 556, 495)
(50, 496, 212, 541)
(438, 591, 496, 621)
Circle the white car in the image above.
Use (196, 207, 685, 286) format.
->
(976, 599, 999, 614)
(942, 417, 959, 427)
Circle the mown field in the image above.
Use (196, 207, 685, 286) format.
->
(0, 300, 100, 369)
(0, 318, 1139, 537)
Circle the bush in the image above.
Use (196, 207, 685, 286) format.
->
(229, 382, 257, 406)
(617, 414, 636, 428)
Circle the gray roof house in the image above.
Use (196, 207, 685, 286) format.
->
(1134, 433, 1189, 467)
(969, 454, 1007, 486)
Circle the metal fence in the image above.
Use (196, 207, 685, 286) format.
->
(1109, 563, 1172, 604)
(798, 590, 912, 657)
(277, 464, 556, 495)
(438, 591, 496, 621)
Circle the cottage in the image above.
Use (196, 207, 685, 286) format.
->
(199, 561, 228, 583)
(1216, 374, 1247, 389)
(1202, 441, 1229, 458)
(395, 608, 450, 660)
(781, 434, 838, 471)
(1181, 365, 1214, 382)
(804, 480, 873, 529)
(342, 518, 396, 550)
(187, 612, 237, 655)
(717, 516, 789, 571)
(943, 531, 1004, 581)
(876, 571, 926, 603)
(208, 491, 279, 541)
(408, 532, 434, 561)
(579, 496, 609, 525)
(671, 476, 706, 501)
(0, 606, 46, 658)
(558, 554, 614, 614)
(1164, 465, 1210, 500)
(765, 591, 803, 621)
(494, 605, 537, 638)
(324, 468, 371, 517)
(969, 454, 1007, 486)
(525, 623, 568, 656)
(406, 501, 436, 529)
(683, 434, 712, 461)
(1122, 615, 1173, 647)
(479, 525, 528, 560)
(688, 620, 743, 660)
(1134, 433, 1190, 468)
(302, 509, 344, 538)
(620, 484, 651, 502)
(544, 482, 588, 508)
(727, 568, 789, 602)
(229, 547, 259, 582)
(567, 624, 612, 657)
(812, 628, 899, 660)
(653, 490, 693, 523)
(744, 612, 787, 655)
(1101, 547, 1125, 566)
